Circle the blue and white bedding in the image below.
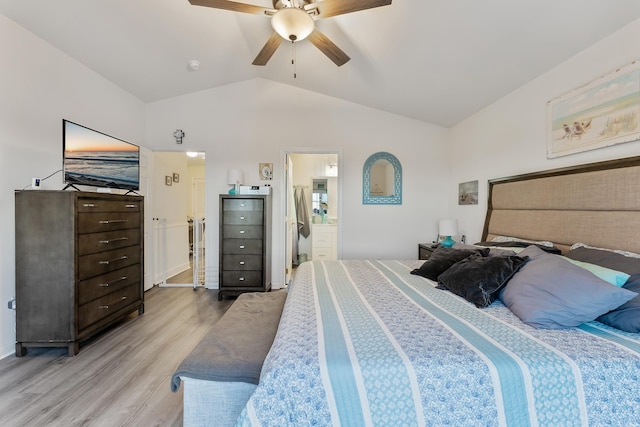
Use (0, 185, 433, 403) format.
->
(236, 260, 640, 426)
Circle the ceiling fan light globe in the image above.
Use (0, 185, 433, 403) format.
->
(271, 8, 314, 42)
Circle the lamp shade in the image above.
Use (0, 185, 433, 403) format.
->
(271, 8, 314, 42)
(227, 169, 244, 185)
(438, 219, 458, 236)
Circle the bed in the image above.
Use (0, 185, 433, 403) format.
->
(179, 156, 640, 426)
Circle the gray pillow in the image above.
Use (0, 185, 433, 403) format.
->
(453, 243, 517, 257)
(437, 254, 529, 308)
(500, 246, 638, 329)
(410, 247, 490, 281)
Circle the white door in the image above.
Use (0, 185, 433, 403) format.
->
(285, 154, 295, 285)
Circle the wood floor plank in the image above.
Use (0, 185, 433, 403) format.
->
(0, 287, 233, 426)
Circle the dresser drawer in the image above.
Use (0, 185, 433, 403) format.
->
(78, 212, 141, 234)
(78, 228, 141, 255)
(223, 198, 263, 212)
(222, 254, 262, 271)
(78, 246, 141, 280)
(78, 284, 141, 330)
(222, 225, 263, 239)
(77, 199, 141, 213)
(78, 264, 141, 305)
(221, 271, 263, 287)
(222, 239, 262, 255)
(223, 211, 263, 225)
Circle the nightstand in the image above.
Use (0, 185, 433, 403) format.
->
(418, 243, 438, 260)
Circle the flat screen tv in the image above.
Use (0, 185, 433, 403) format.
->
(63, 119, 140, 191)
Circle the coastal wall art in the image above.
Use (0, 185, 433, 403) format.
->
(547, 59, 640, 158)
(458, 180, 478, 205)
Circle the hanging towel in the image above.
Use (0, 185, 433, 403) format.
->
(296, 188, 310, 239)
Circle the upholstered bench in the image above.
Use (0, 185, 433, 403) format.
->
(171, 291, 287, 427)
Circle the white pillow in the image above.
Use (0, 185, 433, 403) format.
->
(569, 243, 640, 259)
(491, 235, 554, 248)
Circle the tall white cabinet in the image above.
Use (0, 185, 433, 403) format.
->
(311, 224, 337, 261)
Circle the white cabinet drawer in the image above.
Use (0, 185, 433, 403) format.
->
(314, 233, 333, 247)
(314, 248, 333, 260)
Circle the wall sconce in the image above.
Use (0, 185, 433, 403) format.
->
(173, 129, 185, 144)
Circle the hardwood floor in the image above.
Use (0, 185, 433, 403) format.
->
(0, 287, 234, 426)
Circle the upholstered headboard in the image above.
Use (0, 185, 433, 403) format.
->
(482, 156, 640, 254)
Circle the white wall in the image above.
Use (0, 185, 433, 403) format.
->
(144, 79, 451, 289)
(0, 16, 145, 358)
(449, 18, 640, 244)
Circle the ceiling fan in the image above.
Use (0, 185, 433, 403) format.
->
(189, 0, 392, 66)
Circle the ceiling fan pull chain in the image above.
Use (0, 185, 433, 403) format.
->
(292, 40, 297, 79)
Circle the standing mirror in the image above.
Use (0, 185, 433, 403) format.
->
(363, 152, 402, 204)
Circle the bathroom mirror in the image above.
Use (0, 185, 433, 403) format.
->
(363, 152, 402, 205)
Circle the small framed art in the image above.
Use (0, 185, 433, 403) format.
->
(459, 180, 478, 205)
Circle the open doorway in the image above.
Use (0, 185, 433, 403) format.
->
(284, 150, 341, 285)
(150, 151, 206, 288)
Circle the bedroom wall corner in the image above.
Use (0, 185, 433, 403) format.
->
(447, 17, 640, 244)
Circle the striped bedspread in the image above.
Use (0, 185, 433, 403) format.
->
(236, 260, 640, 426)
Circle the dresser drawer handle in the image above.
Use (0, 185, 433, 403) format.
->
(239, 230, 245, 234)
(99, 296, 126, 310)
(98, 219, 128, 224)
(240, 216, 245, 220)
(99, 237, 129, 245)
(240, 203, 246, 207)
(125, 204, 137, 208)
(99, 276, 127, 287)
(83, 203, 98, 208)
(239, 277, 245, 281)
(99, 256, 128, 265)
(239, 261, 245, 265)
(239, 245, 245, 249)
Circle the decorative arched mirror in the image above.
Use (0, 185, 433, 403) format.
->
(363, 152, 402, 205)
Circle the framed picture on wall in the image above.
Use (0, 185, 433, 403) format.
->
(547, 59, 640, 158)
(458, 180, 478, 205)
(259, 163, 273, 180)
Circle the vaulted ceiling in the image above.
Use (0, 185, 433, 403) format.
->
(2, 0, 640, 127)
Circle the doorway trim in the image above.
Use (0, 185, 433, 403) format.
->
(282, 148, 343, 285)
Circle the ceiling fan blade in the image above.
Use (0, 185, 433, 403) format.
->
(252, 32, 283, 66)
(309, 0, 392, 18)
(307, 30, 350, 66)
(189, 0, 272, 15)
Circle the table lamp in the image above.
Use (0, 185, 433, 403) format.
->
(227, 169, 243, 195)
(438, 219, 458, 247)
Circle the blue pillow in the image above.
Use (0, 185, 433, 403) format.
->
(500, 246, 638, 329)
(562, 257, 630, 287)
(565, 246, 640, 332)
(597, 276, 640, 332)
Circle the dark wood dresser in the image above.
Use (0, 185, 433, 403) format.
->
(219, 194, 271, 300)
(15, 191, 144, 356)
